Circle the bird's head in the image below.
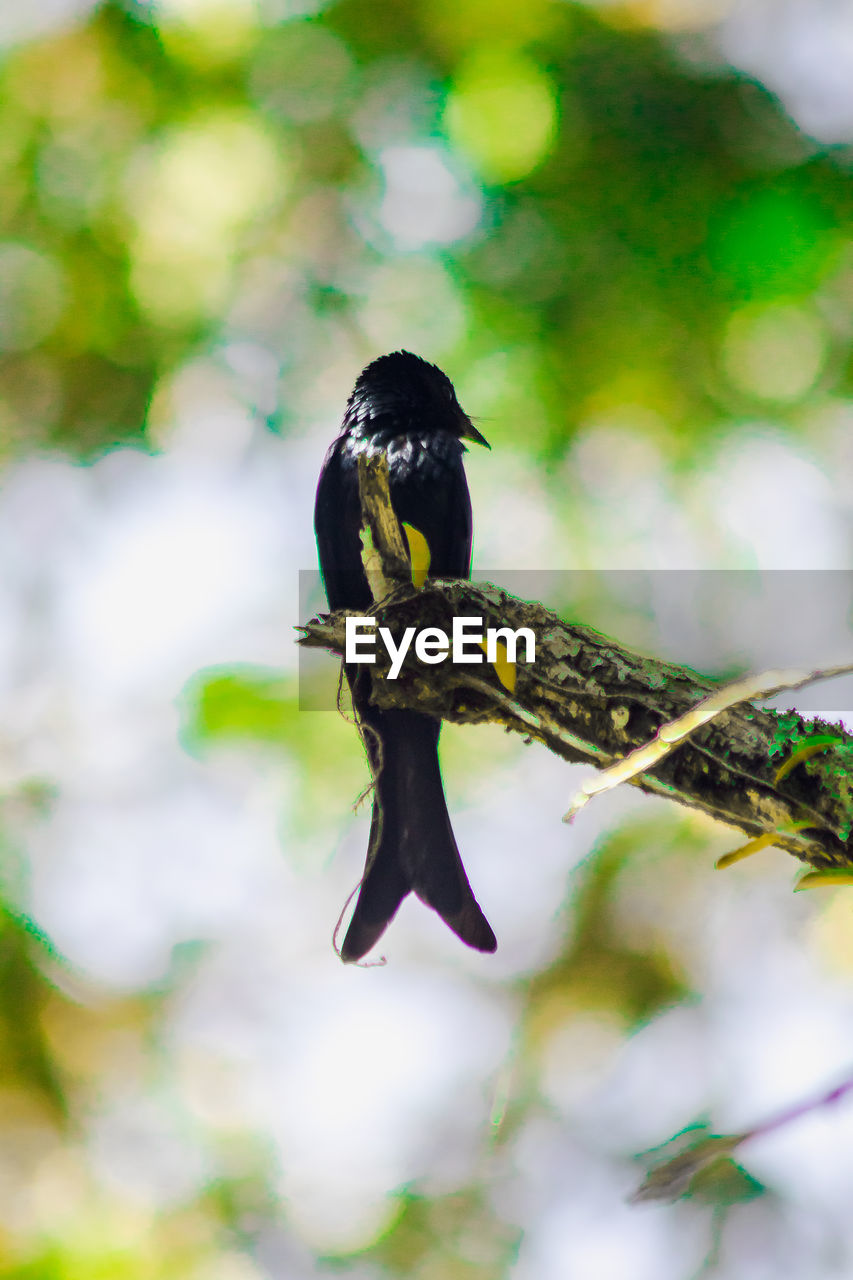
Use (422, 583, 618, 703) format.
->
(344, 350, 490, 447)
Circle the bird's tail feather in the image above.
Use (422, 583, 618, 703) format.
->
(340, 709, 496, 962)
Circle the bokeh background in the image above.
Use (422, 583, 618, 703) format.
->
(3, 0, 853, 1275)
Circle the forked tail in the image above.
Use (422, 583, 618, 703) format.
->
(340, 708, 496, 962)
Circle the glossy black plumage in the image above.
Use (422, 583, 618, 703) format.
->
(314, 350, 496, 961)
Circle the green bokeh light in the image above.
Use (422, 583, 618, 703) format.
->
(444, 48, 559, 184)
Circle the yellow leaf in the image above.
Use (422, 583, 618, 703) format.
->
(795, 870, 853, 892)
(773, 735, 843, 784)
(481, 637, 516, 692)
(402, 523, 431, 588)
(716, 821, 813, 870)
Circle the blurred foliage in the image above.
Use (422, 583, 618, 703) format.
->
(0, 909, 69, 1123)
(1, 0, 851, 460)
(183, 666, 297, 745)
(633, 1124, 766, 1206)
(345, 1187, 522, 1277)
(523, 821, 694, 1037)
(179, 663, 370, 829)
(4, 0, 853, 1277)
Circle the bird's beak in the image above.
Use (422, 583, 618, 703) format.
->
(461, 418, 490, 449)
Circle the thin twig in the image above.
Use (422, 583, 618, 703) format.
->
(564, 662, 853, 822)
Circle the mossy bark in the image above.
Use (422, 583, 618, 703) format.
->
(299, 578, 853, 873)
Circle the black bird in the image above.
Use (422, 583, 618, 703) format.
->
(314, 350, 497, 962)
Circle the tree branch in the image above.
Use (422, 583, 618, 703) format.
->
(356, 452, 411, 599)
(298, 578, 853, 874)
